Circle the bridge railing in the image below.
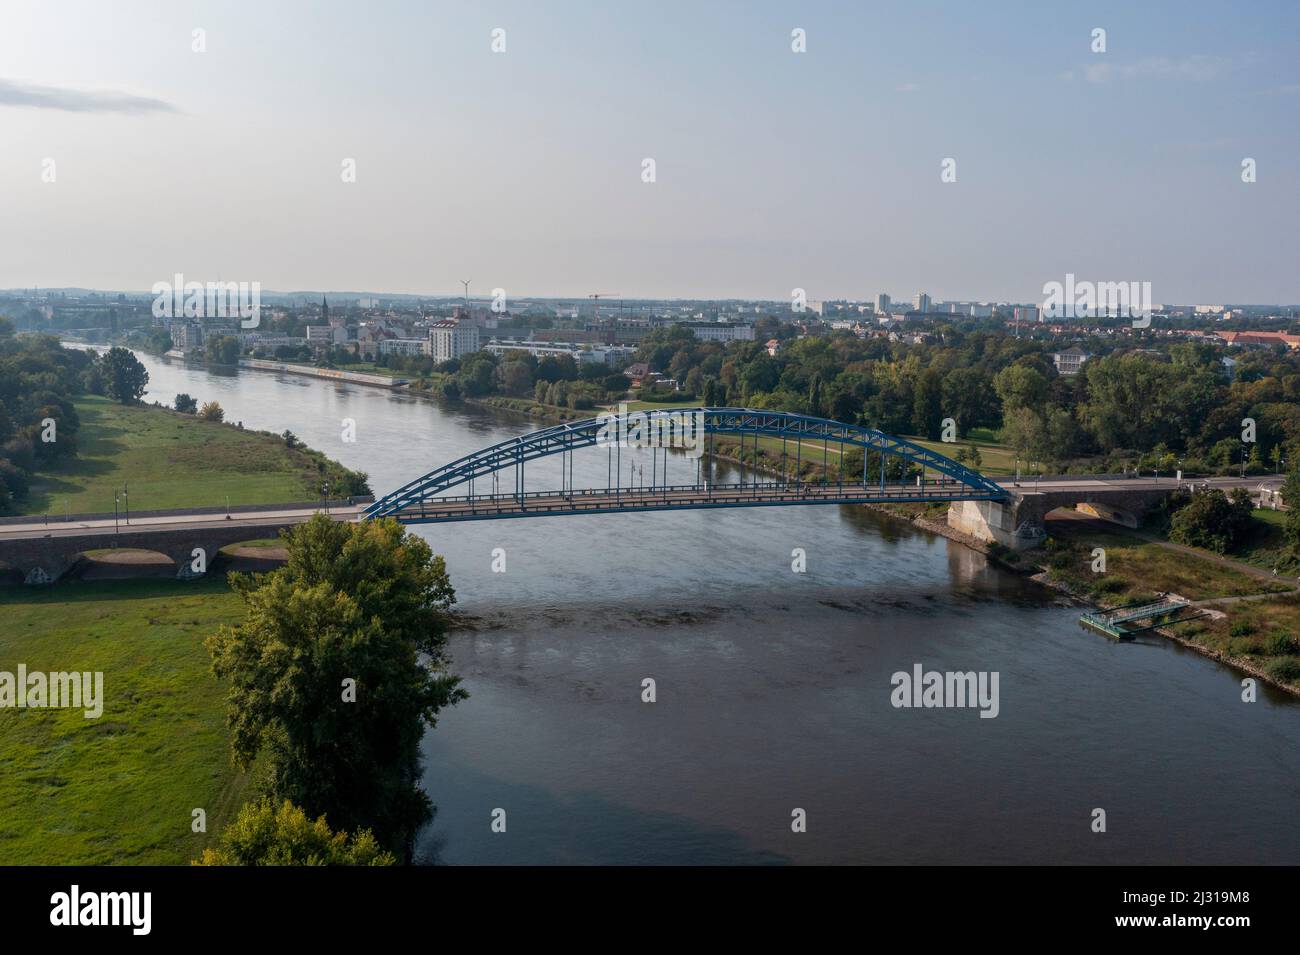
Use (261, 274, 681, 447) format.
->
(388, 476, 975, 504)
(376, 477, 998, 522)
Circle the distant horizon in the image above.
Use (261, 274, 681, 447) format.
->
(4, 284, 1298, 310)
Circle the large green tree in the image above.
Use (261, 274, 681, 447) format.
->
(99, 346, 149, 403)
(206, 514, 466, 858)
(1282, 463, 1300, 554)
(993, 363, 1049, 414)
(1169, 487, 1254, 554)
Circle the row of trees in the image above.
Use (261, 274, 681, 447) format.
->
(0, 323, 91, 512)
(436, 349, 628, 409)
(628, 326, 1300, 475)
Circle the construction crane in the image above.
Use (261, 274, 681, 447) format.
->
(588, 293, 621, 327)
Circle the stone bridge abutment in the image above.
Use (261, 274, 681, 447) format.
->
(948, 485, 1176, 550)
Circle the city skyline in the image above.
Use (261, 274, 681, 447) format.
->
(3, 0, 1298, 301)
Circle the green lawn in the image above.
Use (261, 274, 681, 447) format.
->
(1044, 520, 1291, 602)
(330, 362, 401, 378)
(604, 398, 698, 412)
(0, 579, 254, 864)
(1253, 508, 1287, 527)
(1222, 509, 1300, 577)
(22, 396, 349, 516)
(900, 433, 1019, 476)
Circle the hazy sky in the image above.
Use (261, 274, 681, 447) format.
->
(2, 0, 1298, 302)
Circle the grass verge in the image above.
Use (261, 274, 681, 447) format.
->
(0, 578, 253, 864)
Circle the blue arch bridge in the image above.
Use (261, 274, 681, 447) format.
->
(364, 407, 1009, 524)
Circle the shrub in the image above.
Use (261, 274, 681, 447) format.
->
(1228, 619, 1255, 638)
(1090, 577, 1125, 596)
(194, 799, 394, 866)
(1265, 630, 1299, 655)
(1264, 656, 1300, 684)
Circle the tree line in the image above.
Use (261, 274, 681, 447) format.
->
(629, 325, 1300, 476)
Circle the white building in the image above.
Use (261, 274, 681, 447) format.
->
(1051, 346, 1091, 376)
(169, 322, 204, 350)
(379, 338, 432, 358)
(306, 325, 347, 347)
(682, 322, 755, 342)
(429, 321, 481, 362)
(946, 302, 995, 318)
(485, 339, 630, 366)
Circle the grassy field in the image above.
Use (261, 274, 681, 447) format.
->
(22, 396, 356, 516)
(1232, 508, 1300, 576)
(331, 361, 401, 378)
(0, 579, 254, 864)
(900, 433, 1019, 476)
(1043, 520, 1291, 602)
(1171, 593, 1300, 687)
(605, 397, 700, 412)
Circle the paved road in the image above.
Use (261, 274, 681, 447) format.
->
(993, 474, 1279, 495)
(0, 504, 366, 542)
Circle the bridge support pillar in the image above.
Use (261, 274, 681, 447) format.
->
(24, 566, 57, 586)
(171, 545, 209, 580)
(947, 499, 1045, 551)
(16, 551, 79, 585)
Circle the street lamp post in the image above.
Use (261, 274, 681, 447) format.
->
(123, 482, 129, 525)
(322, 481, 330, 515)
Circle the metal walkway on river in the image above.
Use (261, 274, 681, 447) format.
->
(364, 407, 1010, 524)
(1080, 597, 1207, 639)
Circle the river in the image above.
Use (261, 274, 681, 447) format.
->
(121, 352, 1300, 864)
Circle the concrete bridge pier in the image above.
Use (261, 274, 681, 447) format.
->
(947, 499, 1046, 551)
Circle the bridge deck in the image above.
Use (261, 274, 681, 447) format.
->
(385, 479, 1003, 524)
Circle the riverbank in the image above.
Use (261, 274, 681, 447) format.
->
(236, 358, 408, 388)
(864, 501, 1300, 697)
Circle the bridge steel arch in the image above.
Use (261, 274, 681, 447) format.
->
(364, 407, 1007, 521)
